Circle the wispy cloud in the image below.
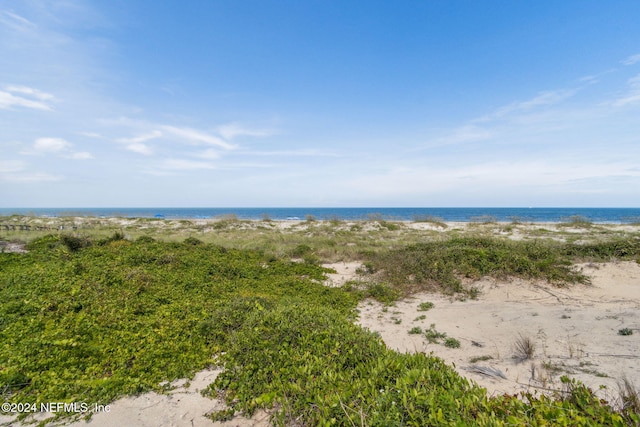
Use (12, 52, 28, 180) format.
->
(20, 137, 93, 159)
(160, 159, 215, 171)
(33, 137, 71, 152)
(116, 130, 161, 155)
(475, 88, 578, 123)
(124, 143, 152, 155)
(217, 122, 274, 140)
(0, 160, 62, 182)
(112, 124, 243, 157)
(0, 10, 36, 32)
(622, 53, 640, 66)
(161, 125, 236, 150)
(116, 130, 162, 144)
(429, 124, 495, 147)
(68, 151, 93, 160)
(610, 74, 640, 107)
(245, 148, 340, 157)
(0, 85, 55, 110)
(195, 149, 220, 160)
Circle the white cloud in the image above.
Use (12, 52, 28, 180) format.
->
(0, 160, 62, 182)
(0, 85, 55, 111)
(161, 126, 236, 150)
(476, 89, 578, 122)
(33, 137, 71, 152)
(622, 54, 640, 66)
(5, 85, 54, 101)
(67, 151, 93, 160)
(78, 131, 102, 138)
(196, 149, 220, 159)
(1, 172, 62, 182)
(346, 160, 640, 200)
(430, 125, 494, 146)
(125, 143, 153, 155)
(0, 160, 25, 174)
(161, 159, 215, 170)
(246, 148, 340, 157)
(0, 10, 36, 32)
(217, 122, 273, 140)
(20, 137, 93, 159)
(116, 130, 162, 144)
(610, 74, 640, 107)
(116, 130, 162, 155)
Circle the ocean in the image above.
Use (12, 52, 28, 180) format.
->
(1, 207, 639, 223)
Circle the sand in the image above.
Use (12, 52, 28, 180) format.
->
(0, 369, 270, 427)
(357, 261, 640, 403)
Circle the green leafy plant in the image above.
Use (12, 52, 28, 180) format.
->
(424, 324, 447, 344)
(417, 301, 434, 311)
(444, 337, 461, 348)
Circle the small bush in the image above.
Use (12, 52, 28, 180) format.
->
(444, 338, 461, 348)
(408, 326, 423, 335)
(364, 283, 399, 304)
(560, 215, 593, 228)
(60, 234, 92, 252)
(136, 235, 156, 243)
(417, 301, 434, 311)
(291, 244, 314, 258)
(412, 215, 447, 228)
(618, 328, 633, 336)
(424, 324, 447, 344)
(183, 236, 203, 245)
(513, 334, 536, 360)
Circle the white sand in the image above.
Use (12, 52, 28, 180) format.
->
(357, 261, 640, 402)
(0, 369, 270, 427)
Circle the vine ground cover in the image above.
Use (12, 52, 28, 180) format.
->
(1, 227, 639, 425)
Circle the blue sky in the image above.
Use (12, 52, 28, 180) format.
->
(1, 0, 639, 207)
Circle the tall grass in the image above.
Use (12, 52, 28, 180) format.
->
(365, 237, 595, 296)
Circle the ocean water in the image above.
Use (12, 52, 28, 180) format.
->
(1, 207, 639, 223)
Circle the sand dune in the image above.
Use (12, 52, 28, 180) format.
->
(358, 261, 640, 402)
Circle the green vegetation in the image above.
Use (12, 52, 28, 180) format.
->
(365, 236, 640, 298)
(469, 355, 493, 363)
(0, 234, 353, 423)
(444, 337, 461, 348)
(424, 324, 448, 344)
(417, 301, 434, 311)
(619, 328, 634, 336)
(1, 218, 640, 425)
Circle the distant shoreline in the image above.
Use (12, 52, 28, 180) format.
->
(2, 207, 640, 223)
